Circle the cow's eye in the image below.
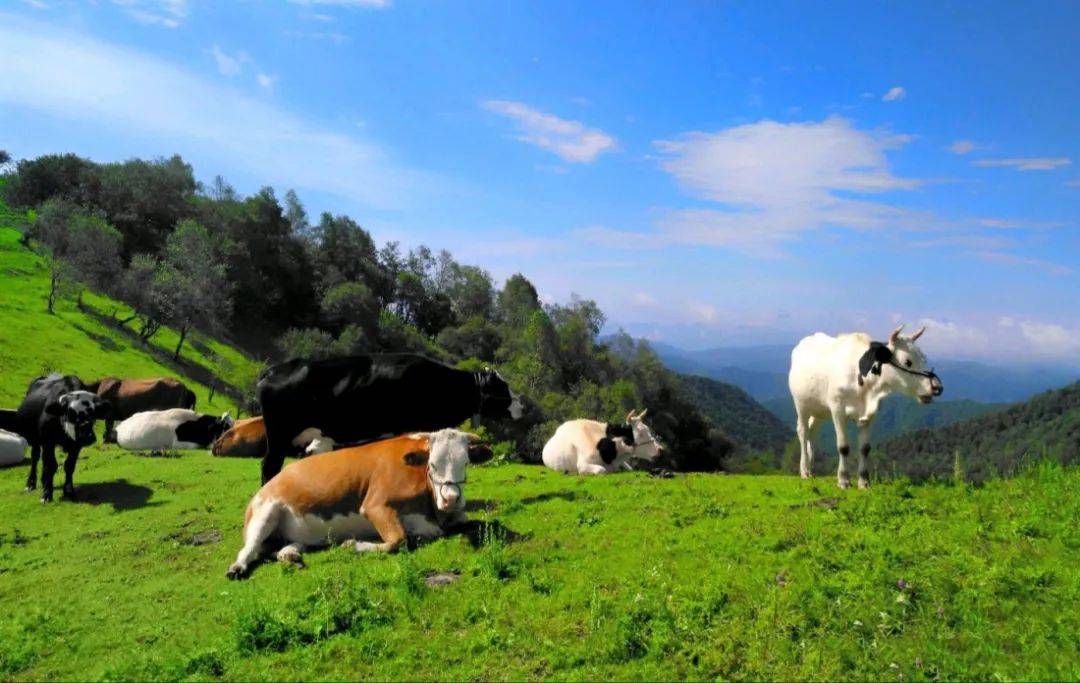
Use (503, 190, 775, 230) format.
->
(905, 360, 912, 367)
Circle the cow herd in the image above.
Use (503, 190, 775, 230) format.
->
(0, 325, 942, 578)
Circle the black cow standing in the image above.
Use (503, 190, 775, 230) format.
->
(12, 374, 110, 502)
(257, 354, 523, 483)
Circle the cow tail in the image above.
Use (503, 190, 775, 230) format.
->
(185, 389, 197, 410)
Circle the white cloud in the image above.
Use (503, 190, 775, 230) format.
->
(284, 30, 349, 44)
(1014, 321, 1080, 357)
(585, 117, 918, 253)
(0, 17, 419, 209)
(113, 0, 188, 28)
(968, 250, 1074, 276)
(483, 100, 616, 163)
(882, 86, 906, 102)
(689, 303, 720, 324)
(973, 157, 1071, 171)
(948, 139, 977, 155)
(256, 73, 276, 90)
(287, 0, 390, 8)
(211, 45, 244, 76)
(20, 0, 49, 9)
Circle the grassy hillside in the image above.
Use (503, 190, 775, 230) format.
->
(1, 450, 1076, 681)
(0, 218, 259, 411)
(878, 381, 1080, 481)
(678, 373, 792, 457)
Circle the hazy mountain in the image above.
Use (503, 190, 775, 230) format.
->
(677, 374, 792, 456)
(654, 342, 1078, 404)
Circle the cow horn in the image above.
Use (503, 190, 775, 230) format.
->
(911, 325, 926, 341)
(625, 410, 635, 423)
(636, 408, 648, 420)
(889, 324, 905, 344)
(464, 432, 484, 443)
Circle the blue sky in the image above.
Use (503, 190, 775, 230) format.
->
(2, 1, 1078, 362)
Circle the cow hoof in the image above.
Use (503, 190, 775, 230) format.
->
(837, 479, 850, 490)
(350, 541, 380, 554)
(800, 472, 812, 480)
(858, 479, 870, 490)
(276, 548, 305, 567)
(226, 563, 249, 580)
(40, 493, 54, 503)
(24, 485, 36, 493)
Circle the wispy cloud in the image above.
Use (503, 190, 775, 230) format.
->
(284, 30, 350, 44)
(483, 100, 616, 163)
(948, 139, 978, 155)
(585, 117, 919, 254)
(0, 17, 420, 209)
(113, 0, 188, 28)
(19, 0, 49, 9)
(286, 0, 390, 8)
(211, 45, 244, 76)
(968, 250, 1074, 276)
(999, 318, 1080, 357)
(882, 86, 906, 102)
(973, 157, 1071, 171)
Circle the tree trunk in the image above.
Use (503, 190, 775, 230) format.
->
(47, 270, 59, 314)
(173, 323, 189, 360)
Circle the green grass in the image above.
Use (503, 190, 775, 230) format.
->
(0, 223, 258, 409)
(0, 450, 1076, 681)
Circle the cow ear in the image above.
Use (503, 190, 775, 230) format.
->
(403, 450, 429, 467)
(94, 399, 112, 419)
(467, 444, 494, 465)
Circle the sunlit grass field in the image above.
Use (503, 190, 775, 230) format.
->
(0, 446, 1076, 681)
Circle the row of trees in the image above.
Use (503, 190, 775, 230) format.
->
(1, 151, 736, 468)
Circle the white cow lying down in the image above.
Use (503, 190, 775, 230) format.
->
(0, 429, 28, 467)
(542, 410, 663, 475)
(115, 409, 234, 451)
(789, 324, 943, 489)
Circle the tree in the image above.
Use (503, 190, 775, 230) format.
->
(497, 274, 542, 329)
(283, 189, 312, 240)
(157, 220, 233, 360)
(321, 281, 378, 336)
(64, 215, 123, 306)
(119, 254, 166, 340)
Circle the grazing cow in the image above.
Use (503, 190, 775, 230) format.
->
(257, 354, 523, 483)
(211, 418, 336, 458)
(0, 430, 27, 467)
(226, 429, 493, 579)
(11, 374, 110, 501)
(84, 377, 196, 443)
(542, 410, 663, 475)
(114, 409, 233, 452)
(789, 324, 944, 489)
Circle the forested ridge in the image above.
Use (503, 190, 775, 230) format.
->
(0, 151, 737, 468)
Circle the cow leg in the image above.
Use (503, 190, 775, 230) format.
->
(260, 430, 292, 485)
(227, 501, 281, 579)
(579, 463, 609, 476)
(832, 412, 851, 490)
(40, 444, 58, 503)
(350, 505, 406, 554)
(61, 447, 80, 498)
(856, 423, 873, 490)
(275, 543, 306, 568)
(25, 444, 40, 492)
(103, 419, 115, 444)
(795, 410, 811, 478)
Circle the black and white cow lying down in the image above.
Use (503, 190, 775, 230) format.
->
(114, 409, 234, 452)
(542, 410, 664, 475)
(9, 374, 110, 502)
(257, 353, 524, 483)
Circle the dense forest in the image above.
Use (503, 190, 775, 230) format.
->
(677, 374, 791, 462)
(0, 151, 737, 469)
(877, 380, 1079, 481)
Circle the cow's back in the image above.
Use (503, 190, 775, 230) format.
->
(97, 378, 194, 419)
(542, 420, 605, 473)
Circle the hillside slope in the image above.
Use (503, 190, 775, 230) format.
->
(677, 373, 791, 456)
(0, 215, 258, 411)
(878, 380, 1080, 481)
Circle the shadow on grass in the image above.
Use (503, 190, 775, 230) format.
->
(70, 323, 123, 352)
(444, 519, 526, 549)
(0, 458, 27, 470)
(74, 479, 157, 511)
(517, 490, 580, 506)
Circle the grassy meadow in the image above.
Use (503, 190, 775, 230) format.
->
(0, 450, 1077, 681)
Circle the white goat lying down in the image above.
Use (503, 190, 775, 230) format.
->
(542, 409, 663, 475)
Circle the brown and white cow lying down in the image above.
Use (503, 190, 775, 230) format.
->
(211, 416, 336, 458)
(226, 429, 492, 579)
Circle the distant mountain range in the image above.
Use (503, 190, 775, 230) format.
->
(652, 341, 1078, 404)
(676, 374, 791, 456)
(651, 340, 1078, 455)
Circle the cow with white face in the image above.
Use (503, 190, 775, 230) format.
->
(542, 410, 664, 475)
(789, 324, 943, 489)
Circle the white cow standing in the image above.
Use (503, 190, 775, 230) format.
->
(789, 324, 943, 489)
(542, 410, 663, 475)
